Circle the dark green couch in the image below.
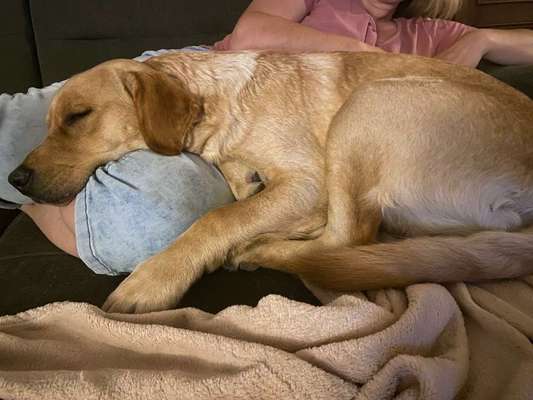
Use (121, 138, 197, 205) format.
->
(0, 0, 531, 316)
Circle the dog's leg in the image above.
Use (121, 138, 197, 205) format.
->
(231, 164, 383, 271)
(233, 93, 390, 272)
(230, 180, 382, 272)
(102, 177, 320, 313)
(320, 159, 382, 247)
(318, 97, 385, 247)
(231, 197, 381, 271)
(230, 211, 326, 268)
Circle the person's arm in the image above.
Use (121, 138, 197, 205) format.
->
(215, 0, 382, 53)
(482, 29, 533, 65)
(436, 28, 533, 67)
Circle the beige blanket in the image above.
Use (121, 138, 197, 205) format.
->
(0, 278, 532, 400)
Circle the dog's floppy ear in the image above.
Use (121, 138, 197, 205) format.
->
(125, 69, 203, 155)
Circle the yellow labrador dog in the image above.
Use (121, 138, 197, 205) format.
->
(9, 51, 533, 313)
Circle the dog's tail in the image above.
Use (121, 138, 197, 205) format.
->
(286, 227, 533, 291)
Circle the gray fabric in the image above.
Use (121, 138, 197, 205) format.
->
(0, 82, 64, 206)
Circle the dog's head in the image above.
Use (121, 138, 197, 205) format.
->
(8, 58, 203, 204)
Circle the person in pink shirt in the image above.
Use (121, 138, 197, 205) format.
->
(214, 0, 533, 67)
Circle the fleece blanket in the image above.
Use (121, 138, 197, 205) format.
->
(0, 277, 532, 400)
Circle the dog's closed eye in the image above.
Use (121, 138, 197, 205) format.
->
(64, 109, 93, 127)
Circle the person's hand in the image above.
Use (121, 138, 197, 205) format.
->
(214, 34, 231, 51)
(435, 30, 489, 68)
(350, 40, 385, 53)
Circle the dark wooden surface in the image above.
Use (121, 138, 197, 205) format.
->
(457, 0, 533, 28)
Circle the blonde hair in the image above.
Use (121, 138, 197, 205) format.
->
(401, 0, 463, 19)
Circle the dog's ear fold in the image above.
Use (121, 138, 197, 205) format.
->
(125, 70, 203, 155)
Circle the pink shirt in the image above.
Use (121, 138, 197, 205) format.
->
(215, 0, 474, 56)
(302, 0, 474, 56)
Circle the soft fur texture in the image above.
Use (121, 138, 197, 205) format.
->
(10, 50, 533, 313)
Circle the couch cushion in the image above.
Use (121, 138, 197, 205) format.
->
(0, 0, 41, 93)
(0, 209, 18, 236)
(0, 214, 318, 316)
(29, 0, 251, 85)
(478, 61, 533, 99)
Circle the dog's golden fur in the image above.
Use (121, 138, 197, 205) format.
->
(14, 51, 533, 313)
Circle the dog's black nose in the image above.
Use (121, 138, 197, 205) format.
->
(8, 166, 33, 191)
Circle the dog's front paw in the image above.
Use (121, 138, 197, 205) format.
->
(102, 255, 193, 314)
